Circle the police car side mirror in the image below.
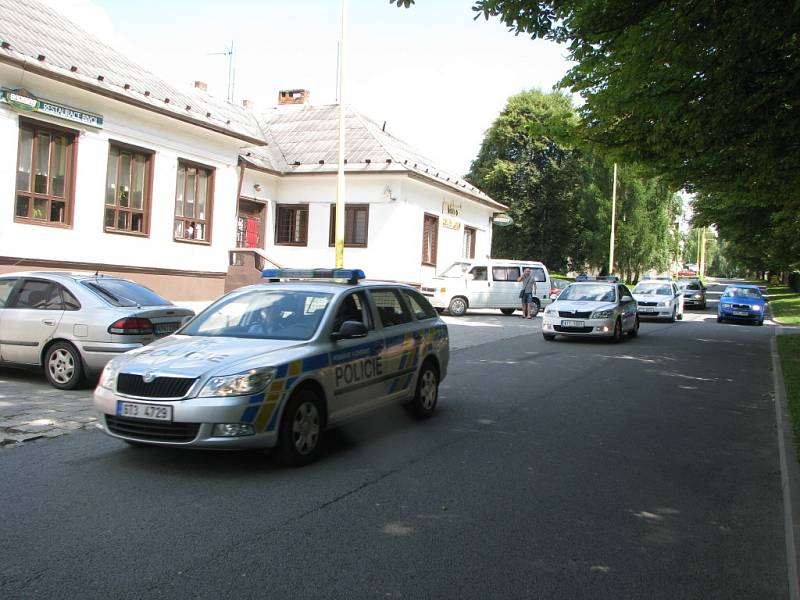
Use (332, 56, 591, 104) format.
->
(331, 320, 368, 341)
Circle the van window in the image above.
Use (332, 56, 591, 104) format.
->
(532, 267, 547, 282)
(491, 266, 521, 281)
(470, 266, 487, 281)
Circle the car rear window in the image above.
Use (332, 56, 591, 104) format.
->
(402, 289, 438, 320)
(82, 279, 171, 307)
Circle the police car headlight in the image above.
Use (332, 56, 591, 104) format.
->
(591, 309, 613, 319)
(99, 362, 119, 391)
(200, 367, 274, 397)
(658, 300, 671, 307)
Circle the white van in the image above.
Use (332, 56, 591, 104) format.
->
(420, 259, 552, 316)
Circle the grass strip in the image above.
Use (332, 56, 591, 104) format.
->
(768, 286, 800, 325)
(778, 335, 800, 461)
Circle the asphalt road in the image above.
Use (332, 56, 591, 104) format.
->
(0, 280, 786, 599)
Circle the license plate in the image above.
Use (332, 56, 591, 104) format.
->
(154, 321, 180, 336)
(639, 307, 655, 312)
(117, 401, 173, 421)
(733, 310, 749, 316)
(562, 320, 584, 328)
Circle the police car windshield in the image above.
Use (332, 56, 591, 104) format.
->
(561, 284, 616, 303)
(181, 290, 333, 341)
(439, 262, 470, 278)
(634, 283, 672, 296)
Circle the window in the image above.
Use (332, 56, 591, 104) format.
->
(275, 204, 309, 245)
(470, 266, 487, 281)
(332, 291, 373, 331)
(370, 289, 413, 328)
(174, 161, 214, 243)
(82, 279, 171, 307)
(422, 214, 438, 266)
(532, 267, 546, 282)
(492, 266, 521, 281)
(0, 279, 18, 308)
(13, 280, 63, 310)
(328, 204, 369, 247)
(105, 143, 153, 235)
(402, 289, 438, 320)
(15, 121, 75, 226)
(463, 226, 476, 259)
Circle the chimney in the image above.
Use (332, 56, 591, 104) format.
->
(242, 99, 256, 110)
(278, 89, 310, 106)
(194, 80, 207, 91)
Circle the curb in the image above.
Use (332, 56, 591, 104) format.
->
(772, 327, 800, 600)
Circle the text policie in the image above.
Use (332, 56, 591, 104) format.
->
(335, 356, 383, 388)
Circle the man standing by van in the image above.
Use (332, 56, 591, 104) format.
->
(518, 267, 538, 319)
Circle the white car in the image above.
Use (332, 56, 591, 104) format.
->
(541, 278, 639, 341)
(632, 280, 684, 322)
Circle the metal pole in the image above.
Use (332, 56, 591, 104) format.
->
(608, 163, 617, 275)
(334, 0, 347, 268)
(699, 227, 707, 278)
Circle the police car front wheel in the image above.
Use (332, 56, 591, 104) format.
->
(406, 361, 439, 419)
(275, 388, 324, 467)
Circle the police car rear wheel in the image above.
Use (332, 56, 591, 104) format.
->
(407, 361, 438, 419)
(276, 389, 323, 466)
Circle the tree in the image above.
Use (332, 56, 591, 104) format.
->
(393, 0, 800, 272)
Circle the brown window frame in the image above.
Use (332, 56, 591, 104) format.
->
(328, 203, 369, 248)
(14, 118, 78, 228)
(422, 213, 439, 266)
(275, 204, 309, 246)
(463, 226, 476, 259)
(104, 141, 154, 237)
(173, 159, 214, 245)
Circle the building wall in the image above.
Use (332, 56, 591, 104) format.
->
(0, 64, 245, 299)
(242, 171, 496, 285)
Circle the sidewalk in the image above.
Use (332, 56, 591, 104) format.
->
(0, 310, 541, 447)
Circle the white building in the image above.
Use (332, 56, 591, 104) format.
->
(0, 0, 505, 302)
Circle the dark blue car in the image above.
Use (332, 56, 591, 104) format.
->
(717, 284, 766, 325)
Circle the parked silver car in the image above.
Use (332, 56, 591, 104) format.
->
(0, 271, 194, 389)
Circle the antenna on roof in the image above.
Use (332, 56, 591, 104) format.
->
(208, 41, 236, 102)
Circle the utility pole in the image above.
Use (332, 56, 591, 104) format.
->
(699, 227, 707, 278)
(208, 41, 235, 103)
(334, 0, 347, 268)
(608, 163, 617, 275)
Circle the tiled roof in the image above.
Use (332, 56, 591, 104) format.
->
(0, 0, 264, 143)
(253, 104, 506, 210)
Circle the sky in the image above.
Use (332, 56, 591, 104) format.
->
(43, 0, 574, 176)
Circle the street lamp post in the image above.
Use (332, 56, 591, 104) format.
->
(334, 0, 347, 268)
(609, 162, 617, 276)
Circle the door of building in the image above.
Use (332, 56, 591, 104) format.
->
(236, 199, 266, 249)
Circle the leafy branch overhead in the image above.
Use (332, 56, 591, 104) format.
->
(393, 0, 800, 271)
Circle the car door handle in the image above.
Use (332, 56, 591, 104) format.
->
(42, 319, 56, 326)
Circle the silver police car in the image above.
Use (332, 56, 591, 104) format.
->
(541, 277, 639, 341)
(94, 269, 449, 466)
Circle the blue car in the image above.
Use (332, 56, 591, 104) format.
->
(717, 284, 766, 325)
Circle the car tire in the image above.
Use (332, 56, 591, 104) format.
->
(677, 311, 684, 321)
(406, 360, 439, 419)
(532, 298, 541, 314)
(612, 318, 623, 343)
(717, 315, 723, 323)
(629, 316, 640, 338)
(43, 341, 84, 390)
(669, 307, 676, 323)
(275, 388, 324, 467)
(448, 297, 468, 317)
(500, 308, 516, 316)
(543, 333, 556, 341)
(702, 301, 707, 310)
(757, 319, 764, 326)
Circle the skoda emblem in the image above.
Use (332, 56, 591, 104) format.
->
(142, 371, 156, 383)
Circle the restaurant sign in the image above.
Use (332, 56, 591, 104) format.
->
(0, 88, 103, 128)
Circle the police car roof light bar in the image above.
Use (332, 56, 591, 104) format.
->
(261, 268, 366, 284)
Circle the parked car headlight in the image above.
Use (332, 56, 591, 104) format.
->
(693, 294, 702, 299)
(200, 367, 274, 397)
(98, 362, 119, 390)
(591, 309, 614, 319)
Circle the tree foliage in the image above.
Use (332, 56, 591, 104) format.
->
(394, 0, 800, 271)
(468, 90, 680, 277)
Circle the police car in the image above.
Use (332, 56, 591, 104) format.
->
(541, 276, 639, 341)
(93, 269, 449, 466)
